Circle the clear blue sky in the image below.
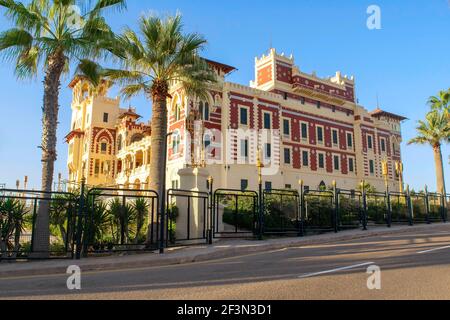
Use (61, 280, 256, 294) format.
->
(0, 0, 449, 192)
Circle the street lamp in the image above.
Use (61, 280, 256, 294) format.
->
(256, 147, 264, 240)
(381, 158, 389, 193)
(395, 161, 404, 193)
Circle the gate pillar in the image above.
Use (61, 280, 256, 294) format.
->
(176, 167, 210, 240)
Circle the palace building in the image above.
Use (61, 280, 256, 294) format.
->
(66, 48, 406, 192)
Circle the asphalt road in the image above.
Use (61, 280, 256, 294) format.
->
(1, 225, 450, 300)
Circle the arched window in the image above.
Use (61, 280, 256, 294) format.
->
(174, 104, 181, 121)
(172, 133, 181, 154)
(199, 101, 204, 120)
(100, 139, 108, 154)
(198, 101, 210, 121)
(204, 102, 210, 121)
(131, 133, 144, 144)
(117, 134, 123, 151)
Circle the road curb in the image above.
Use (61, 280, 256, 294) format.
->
(0, 223, 447, 278)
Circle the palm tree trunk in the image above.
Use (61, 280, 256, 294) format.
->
(433, 145, 447, 195)
(147, 92, 168, 243)
(32, 51, 66, 258)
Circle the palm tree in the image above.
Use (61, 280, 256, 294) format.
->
(0, 0, 126, 256)
(408, 110, 450, 195)
(80, 14, 216, 242)
(428, 89, 450, 113)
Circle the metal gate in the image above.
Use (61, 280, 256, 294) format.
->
(263, 189, 302, 236)
(366, 192, 389, 227)
(83, 188, 159, 256)
(389, 192, 412, 225)
(213, 189, 259, 239)
(166, 189, 210, 245)
(302, 190, 335, 234)
(337, 189, 363, 230)
(0, 189, 78, 260)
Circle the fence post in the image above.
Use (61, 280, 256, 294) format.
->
(208, 176, 214, 245)
(362, 186, 368, 231)
(406, 185, 413, 226)
(332, 181, 339, 233)
(386, 191, 392, 228)
(298, 180, 305, 237)
(424, 185, 431, 224)
(441, 193, 447, 223)
(75, 178, 86, 260)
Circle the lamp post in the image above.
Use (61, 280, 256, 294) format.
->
(208, 175, 214, 244)
(159, 132, 174, 254)
(381, 158, 389, 194)
(256, 148, 264, 240)
(395, 161, 404, 193)
(298, 179, 304, 237)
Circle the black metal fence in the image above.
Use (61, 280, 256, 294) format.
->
(263, 189, 302, 236)
(0, 189, 78, 260)
(213, 189, 259, 239)
(82, 188, 159, 257)
(302, 190, 335, 234)
(1, 182, 449, 261)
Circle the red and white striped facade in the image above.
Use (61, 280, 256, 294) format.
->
(166, 49, 406, 192)
(67, 48, 406, 192)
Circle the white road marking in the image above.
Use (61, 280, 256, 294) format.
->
(417, 245, 450, 254)
(298, 262, 375, 279)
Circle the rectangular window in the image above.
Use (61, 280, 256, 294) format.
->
(381, 138, 386, 152)
(240, 108, 248, 126)
(265, 143, 271, 159)
(285, 184, 292, 189)
(283, 119, 290, 136)
(101, 142, 107, 154)
(367, 135, 373, 149)
(301, 123, 308, 140)
(332, 129, 338, 145)
(317, 101, 321, 109)
(263, 112, 271, 129)
(318, 153, 325, 169)
(317, 127, 324, 144)
(240, 139, 249, 158)
(347, 133, 353, 148)
(241, 179, 249, 192)
(349, 158, 354, 172)
(94, 159, 100, 175)
(284, 148, 291, 165)
(103, 113, 109, 123)
(300, 97, 305, 105)
(302, 151, 309, 167)
(334, 155, 340, 171)
(369, 160, 375, 174)
(265, 181, 272, 191)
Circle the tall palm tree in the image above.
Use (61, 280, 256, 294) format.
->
(0, 0, 126, 256)
(80, 14, 216, 242)
(408, 110, 450, 195)
(428, 89, 450, 113)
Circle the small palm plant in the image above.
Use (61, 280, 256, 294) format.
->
(108, 198, 136, 245)
(0, 198, 29, 258)
(0, 0, 126, 256)
(133, 198, 149, 244)
(408, 110, 449, 195)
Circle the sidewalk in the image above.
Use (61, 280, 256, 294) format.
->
(0, 223, 448, 278)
